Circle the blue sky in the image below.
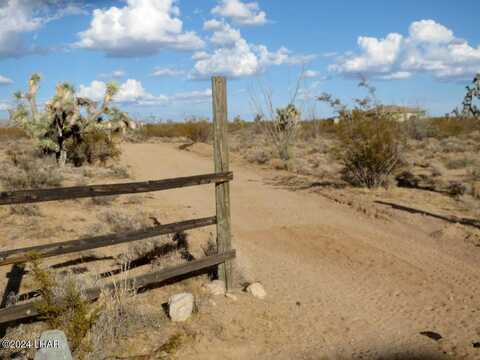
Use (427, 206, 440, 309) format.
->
(0, 0, 479, 121)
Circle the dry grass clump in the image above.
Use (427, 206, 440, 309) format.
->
(100, 209, 154, 233)
(85, 271, 152, 359)
(245, 147, 271, 165)
(9, 204, 42, 216)
(0, 141, 63, 190)
(116, 231, 193, 271)
(90, 195, 119, 206)
(106, 164, 131, 179)
(467, 166, 480, 181)
(445, 157, 477, 170)
(439, 137, 469, 153)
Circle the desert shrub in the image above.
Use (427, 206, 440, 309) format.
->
(298, 119, 337, 141)
(255, 104, 301, 161)
(30, 258, 101, 353)
(403, 118, 436, 140)
(246, 148, 270, 164)
(336, 110, 405, 188)
(66, 127, 121, 166)
(229, 116, 248, 132)
(0, 143, 63, 190)
(141, 118, 211, 143)
(250, 76, 303, 160)
(421, 117, 480, 139)
(183, 119, 211, 143)
(318, 80, 405, 188)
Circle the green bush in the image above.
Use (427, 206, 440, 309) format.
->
(30, 258, 101, 353)
(336, 110, 405, 188)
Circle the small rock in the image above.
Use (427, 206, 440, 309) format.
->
(204, 280, 226, 296)
(246, 282, 267, 299)
(168, 293, 194, 322)
(34, 330, 73, 360)
(225, 292, 238, 301)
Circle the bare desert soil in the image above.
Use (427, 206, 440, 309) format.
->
(117, 141, 480, 359)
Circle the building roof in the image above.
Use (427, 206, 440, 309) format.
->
(374, 105, 425, 114)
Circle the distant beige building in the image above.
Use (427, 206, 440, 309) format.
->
(371, 105, 426, 122)
(332, 105, 425, 124)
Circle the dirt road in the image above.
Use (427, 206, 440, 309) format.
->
(122, 142, 480, 360)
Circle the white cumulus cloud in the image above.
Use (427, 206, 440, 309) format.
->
(408, 19, 454, 44)
(330, 19, 480, 81)
(0, 101, 11, 111)
(203, 19, 241, 46)
(151, 67, 185, 77)
(171, 88, 212, 103)
(75, 0, 204, 57)
(192, 38, 259, 78)
(0, 0, 87, 58)
(0, 0, 43, 58)
(77, 79, 167, 105)
(211, 0, 267, 26)
(0, 75, 13, 85)
(303, 70, 321, 78)
(191, 22, 314, 79)
(77, 79, 211, 106)
(99, 70, 126, 79)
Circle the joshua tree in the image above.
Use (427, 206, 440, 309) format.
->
(460, 73, 480, 117)
(9, 74, 135, 166)
(250, 82, 302, 161)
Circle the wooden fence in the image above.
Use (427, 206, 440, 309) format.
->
(0, 76, 235, 325)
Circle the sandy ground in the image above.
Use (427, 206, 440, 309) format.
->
(117, 141, 480, 360)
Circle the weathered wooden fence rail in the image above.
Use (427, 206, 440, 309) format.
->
(0, 216, 218, 266)
(0, 250, 236, 324)
(0, 172, 232, 205)
(0, 76, 235, 325)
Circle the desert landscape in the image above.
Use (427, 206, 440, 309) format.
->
(0, 1, 479, 359)
(0, 73, 479, 359)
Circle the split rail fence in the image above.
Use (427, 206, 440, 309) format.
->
(0, 76, 235, 325)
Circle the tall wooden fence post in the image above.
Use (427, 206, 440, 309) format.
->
(212, 76, 233, 291)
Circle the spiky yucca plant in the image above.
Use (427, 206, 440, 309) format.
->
(460, 73, 480, 117)
(9, 74, 134, 166)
